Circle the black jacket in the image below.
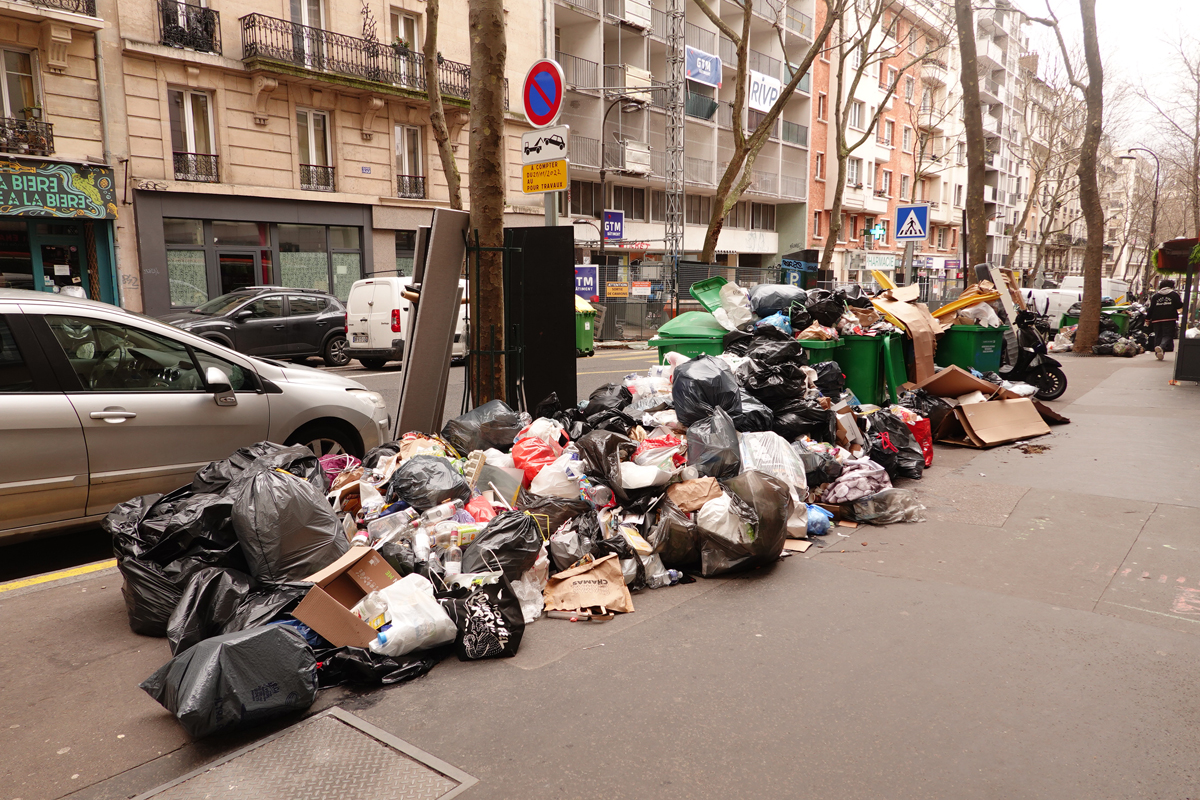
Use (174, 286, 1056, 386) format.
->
(1147, 289, 1183, 323)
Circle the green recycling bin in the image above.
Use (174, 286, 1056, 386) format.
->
(576, 309, 595, 356)
(797, 337, 843, 364)
(935, 325, 1004, 373)
(648, 311, 727, 363)
(834, 334, 887, 405)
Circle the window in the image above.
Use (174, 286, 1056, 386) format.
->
(0, 49, 36, 120)
(880, 170, 892, 196)
(812, 211, 822, 238)
(904, 75, 914, 101)
(900, 174, 910, 200)
(848, 101, 864, 130)
(727, 201, 749, 229)
(395, 124, 424, 197)
(907, 26, 919, 55)
(390, 8, 419, 47)
(883, 119, 894, 146)
(570, 179, 602, 218)
(650, 190, 666, 222)
(848, 215, 858, 240)
(168, 89, 214, 172)
(279, 225, 329, 294)
(956, 142, 965, 165)
(815, 152, 825, 180)
(750, 203, 775, 231)
(292, 0, 323, 27)
(837, 214, 848, 242)
(612, 186, 646, 221)
(164, 218, 206, 307)
(881, 219, 889, 244)
(685, 194, 713, 225)
(297, 108, 332, 190)
(46, 315, 218, 392)
(902, 126, 912, 152)
(0, 316, 33, 392)
(817, 93, 827, 121)
(937, 226, 947, 249)
(289, 295, 329, 316)
(887, 66, 898, 90)
(847, 157, 862, 187)
(395, 229, 416, 276)
(243, 297, 284, 320)
(954, 183, 963, 207)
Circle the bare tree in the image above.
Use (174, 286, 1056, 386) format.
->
(423, 0, 464, 209)
(953, 0, 986, 270)
(1139, 37, 1200, 242)
(692, 0, 839, 263)
(467, 0, 507, 402)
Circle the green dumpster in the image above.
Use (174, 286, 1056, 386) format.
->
(688, 276, 728, 312)
(835, 334, 887, 405)
(648, 311, 727, 363)
(575, 296, 596, 356)
(935, 325, 1004, 372)
(797, 338, 843, 364)
(1059, 308, 1129, 335)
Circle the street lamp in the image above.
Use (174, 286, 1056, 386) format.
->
(1118, 147, 1160, 297)
(597, 98, 644, 264)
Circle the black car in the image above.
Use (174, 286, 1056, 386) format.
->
(159, 287, 351, 366)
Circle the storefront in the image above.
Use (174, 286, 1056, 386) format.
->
(0, 158, 119, 303)
(134, 191, 373, 318)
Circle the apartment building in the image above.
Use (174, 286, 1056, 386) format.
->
(807, 0, 965, 296)
(551, 0, 817, 268)
(0, 0, 119, 304)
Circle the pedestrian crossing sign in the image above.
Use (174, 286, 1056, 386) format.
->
(895, 204, 929, 241)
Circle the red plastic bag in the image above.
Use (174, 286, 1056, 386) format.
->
(905, 419, 933, 468)
(466, 494, 497, 523)
(511, 437, 562, 486)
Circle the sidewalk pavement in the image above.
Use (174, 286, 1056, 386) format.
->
(3, 352, 1198, 800)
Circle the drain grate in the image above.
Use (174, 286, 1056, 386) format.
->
(136, 708, 476, 800)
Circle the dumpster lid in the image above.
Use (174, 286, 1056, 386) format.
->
(689, 276, 728, 313)
(655, 310, 727, 339)
(575, 295, 595, 313)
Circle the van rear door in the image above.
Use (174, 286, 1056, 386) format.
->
(347, 280, 373, 346)
(369, 280, 398, 350)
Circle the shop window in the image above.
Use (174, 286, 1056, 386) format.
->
(167, 250, 208, 307)
(163, 218, 203, 245)
(279, 224, 331, 293)
(168, 88, 216, 182)
(212, 221, 267, 247)
(332, 252, 360, 301)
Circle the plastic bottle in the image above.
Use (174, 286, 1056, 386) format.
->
(368, 509, 418, 544)
(421, 499, 464, 525)
(349, 529, 371, 547)
(443, 530, 462, 578)
(358, 476, 385, 518)
(666, 569, 682, 585)
(412, 526, 432, 562)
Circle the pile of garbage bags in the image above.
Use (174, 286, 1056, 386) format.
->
(713, 281, 900, 342)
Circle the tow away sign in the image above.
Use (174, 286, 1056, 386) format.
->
(522, 125, 569, 165)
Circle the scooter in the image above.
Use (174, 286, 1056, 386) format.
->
(998, 309, 1068, 401)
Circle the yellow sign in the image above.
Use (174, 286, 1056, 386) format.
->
(606, 281, 629, 298)
(522, 158, 569, 194)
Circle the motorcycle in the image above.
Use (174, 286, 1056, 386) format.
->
(998, 309, 1068, 401)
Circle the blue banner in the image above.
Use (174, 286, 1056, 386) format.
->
(603, 210, 623, 241)
(686, 46, 722, 88)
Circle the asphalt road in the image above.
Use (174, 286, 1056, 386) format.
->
(0, 349, 661, 582)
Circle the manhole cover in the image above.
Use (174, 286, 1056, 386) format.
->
(136, 708, 476, 800)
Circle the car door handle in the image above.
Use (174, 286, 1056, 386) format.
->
(90, 410, 136, 421)
(273, 324, 285, 329)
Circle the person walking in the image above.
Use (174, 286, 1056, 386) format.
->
(1147, 278, 1185, 360)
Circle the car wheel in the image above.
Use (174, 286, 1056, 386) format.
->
(358, 357, 388, 370)
(285, 424, 362, 458)
(323, 334, 351, 367)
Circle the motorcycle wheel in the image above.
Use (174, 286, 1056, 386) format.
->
(1035, 365, 1068, 401)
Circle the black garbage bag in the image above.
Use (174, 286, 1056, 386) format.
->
(771, 397, 837, 444)
(672, 355, 742, 426)
(460, 510, 542, 580)
(841, 284, 875, 309)
(583, 383, 633, 417)
(166, 567, 256, 655)
(548, 510, 602, 572)
(362, 442, 402, 471)
(534, 392, 564, 420)
(137, 488, 238, 566)
(517, 490, 592, 538)
(898, 388, 954, 433)
(743, 329, 805, 366)
(792, 441, 844, 486)
(687, 407, 741, 479)
(314, 646, 441, 688)
(114, 556, 204, 637)
(383, 455, 471, 511)
(231, 468, 349, 585)
(697, 471, 789, 577)
(644, 498, 701, 569)
(748, 284, 808, 316)
(865, 430, 900, 478)
(1091, 342, 1115, 355)
(1099, 315, 1120, 334)
(740, 360, 808, 410)
(377, 539, 416, 577)
(205, 444, 328, 496)
(1066, 301, 1083, 317)
(722, 329, 754, 356)
(140, 625, 317, 739)
(865, 411, 924, 480)
(576, 428, 636, 486)
(731, 391, 774, 432)
(1097, 330, 1121, 345)
(586, 408, 637, 435)
(788, 303, 813, 333)
(807, 296, 845, 327)
(437, 574, 525, 660)
(811, 360, 846, 398)
(441, 399, 522, 455)
(222, 582, 313, 635)
(192, 442, 287, 494)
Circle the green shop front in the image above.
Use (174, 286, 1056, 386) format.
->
(134, 190, 373, 318)
(0, 158, 119, 303)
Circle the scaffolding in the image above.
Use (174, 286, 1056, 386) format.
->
(665, 0, 684, 311)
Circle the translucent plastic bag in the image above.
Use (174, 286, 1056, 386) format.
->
(686, 407, 742, 479)
(850, 488, 926, 524)
(441, 399, 522, 454)
(739, 431, 809, 536)
(367, 574, 458, 657)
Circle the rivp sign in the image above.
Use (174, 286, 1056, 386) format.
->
(686, 46, 722, 88)
(748, 69, 782, 113)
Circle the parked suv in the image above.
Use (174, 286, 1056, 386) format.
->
(159, 287, 351, 366)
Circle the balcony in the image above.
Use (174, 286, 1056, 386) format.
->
(604, 0, 651, 28)
(922, 58, 947, 87)
(780, 174, 806, 200)
(160, 1, 222, 55)
(982, 114, 1002, 137)
(556, 51, 599, 90)
(13, 0, 95, 14)
(783, 64, 811, 93)
(748, 49, 780, 81)
(785, 5, 813, 39)
(300, 163, 335, 192)
(397, 174, 426, 199)
(650, 6, 666, 40)
(570, 135, 601, 169)
(173, 152, 218, 182)
(240, 14, 505, 107)
(0, 117, 53, 156)
(716, 101, 733, 128)
(980, 77, 1004, 104)
(685, 91, 718, 120)
(685, 21, 715, 54)
(684, 155, 713, 184)
(781, 120, 807, 147)
(555, 0, 601, 14)
(977, 39, 1005, 70)
(749, 170, 778, 196)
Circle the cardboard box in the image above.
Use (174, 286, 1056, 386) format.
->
(292, 546, 402, 648)
(906, 365, 1071, 427)
(872, 284, 945, 382)
(936, 398, 1051, 448)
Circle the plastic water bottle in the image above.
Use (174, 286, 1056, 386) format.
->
(349, 529, 371, 547)
(666, 569, 682, 585)
(443, 530, 462, 578)
(421, 499, 463, 525)
(368, 509, 417, 544)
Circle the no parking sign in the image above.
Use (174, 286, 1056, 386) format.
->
(523, 60, 565, 128)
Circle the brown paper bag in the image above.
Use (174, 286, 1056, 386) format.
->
(665, 477, 723, 512)
(544, 554, 635, 614)
(851, 306, 881, 327)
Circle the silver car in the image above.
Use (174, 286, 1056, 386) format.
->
(0, 289, 391, 543)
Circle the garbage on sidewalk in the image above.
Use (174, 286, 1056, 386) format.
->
(117, 277, 1074, 741)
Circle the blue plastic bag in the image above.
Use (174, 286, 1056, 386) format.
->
(806, 504, 834, 536)
(755, 312, 793, 336)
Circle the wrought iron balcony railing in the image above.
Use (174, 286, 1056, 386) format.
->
(397, 174, 426, 199)
(21, 0, 96, 15)
(160, 1, 222, 55)
(0, 118, 53, 157)
(300, 163, 335, 192)
(173, 152, 219, 182)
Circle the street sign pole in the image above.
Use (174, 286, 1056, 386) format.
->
(901, 241, 915, 286)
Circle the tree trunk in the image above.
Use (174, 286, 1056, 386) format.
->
(468, 0, 507, 402)
(1072, 0, 1104, 352)
(819, 29, 849, 274)
(424, 0, 462, 209)
(955, 0, 987, 273)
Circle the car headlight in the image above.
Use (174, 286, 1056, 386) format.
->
(348, 389, 387, 411)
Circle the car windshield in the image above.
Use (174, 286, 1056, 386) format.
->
(191, 292, 253, 316)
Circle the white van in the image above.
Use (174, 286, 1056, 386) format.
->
(346, 277, 467, 370)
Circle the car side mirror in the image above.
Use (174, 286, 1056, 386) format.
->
(233, 309, 253, 321)
(205, 366, 237, 407)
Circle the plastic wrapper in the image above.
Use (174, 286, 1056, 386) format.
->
(905, 418, 934, 468)
(823, 458, 892, 504)
(755, 312, 792, 336)
(384, 455, 472, 511)
(864, 410, 924, 480)
(366, 575, 457, 657)
(231, 468, 350, 585)
(140, 625, 317, 739)
(731, 391, 774, 432)
(512, 436, 563, 486)
(440, 399, 522, 454)
(672, 355, 742, 426)
(166, 567, 256, 655)
(633, 435, 684, 469)
(792, 440, 844, 486)
(850, 488, 926, 524)
(717, 281, 754, 330)
(460, 510, 543, 580)
(511, 546, 549, 623)
(583, 383, 633, 417)
(811, 361, 846, 398)
(687, 408, 742, 479)
(807, 504, 834, 536)
(640, 553, 672, 588)
(958, 302, 1003, 327)
(697, 471, 789, 577)
(619, 461, 672, 489)
(439, 573, 526, 659)
(466, 494, 498, 523)
(748, 284, 808, 316)
(191, 442, 287, 494)
(517, 491, 592, 538)
(772, 398, 837, 444)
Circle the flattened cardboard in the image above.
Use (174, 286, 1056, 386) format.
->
(872, 290, 944, 382)
(910, 364, 1002, 399)
(937, 398, 1050, 448)
(293, 546, 402, 648)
